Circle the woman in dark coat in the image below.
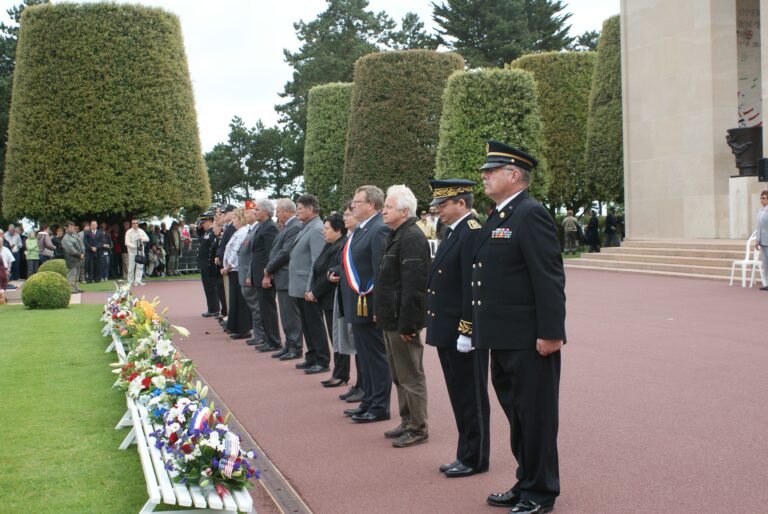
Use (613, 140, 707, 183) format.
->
(585, 209, 601, 253)
(306, 213, 348, 387)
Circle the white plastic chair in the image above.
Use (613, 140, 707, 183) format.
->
(729, 231, 762, 287)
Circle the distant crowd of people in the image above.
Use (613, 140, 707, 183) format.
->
(0, 219, 195, 293)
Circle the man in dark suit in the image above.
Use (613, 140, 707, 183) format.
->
(250, 199, 281, 352)
(334, 185, 392, 423)
(425, 179, 490, 477)
(215, 205, 237, 321)
(474, 141, 566, 514)
(196, 212, 219, 317)
(83, 220, 102, 282)
(264, 199, 304, 360)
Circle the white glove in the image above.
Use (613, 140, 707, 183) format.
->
(456, 334, 474, 353)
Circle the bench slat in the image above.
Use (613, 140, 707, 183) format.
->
(205, 490, 224, 510)
(187, 485, 208, 509)
(138, 405, 177, 506)
(230, 488, 253, 512)
(128, 398, 162, 504)
(220, 490, 237, 511)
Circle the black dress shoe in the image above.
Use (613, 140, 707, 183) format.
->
(295, 360, 313, 369)
(258, 344, 280, 352)
(760, 286, 768, 291)
(487, 488, 520, 508)
(508, 500, 553, 513)
(304, 364, 330, 374)
(343, 406, 366, 417)
(280, 351, 302, 361)
(444, 462, 478, 477)
(201, 311, 219, 318)
(439, 460, 461, 473)
(344, 388, 365, 403)
(339, 386, 359, 400)
(323, 378, 347, 388)
(351, 412, 390, 423)
(230, 333, 251, 340)
(246, 339, 263, 346)
(271, 348, 287, 358)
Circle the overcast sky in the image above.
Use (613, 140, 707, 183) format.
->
(2, 0, 620, 152)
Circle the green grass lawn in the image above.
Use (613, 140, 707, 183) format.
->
(78, 273, 201, 292)
(0, 304, 147, 513)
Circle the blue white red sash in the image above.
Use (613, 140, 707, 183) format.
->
(342, 231, 373, 316)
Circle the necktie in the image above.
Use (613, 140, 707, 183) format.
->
(444, 227, 453, 239)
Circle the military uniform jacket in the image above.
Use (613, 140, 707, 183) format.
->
(196, 229, 214, 273)
(472, 190, 566, 350)
(425, 214, 482, 348)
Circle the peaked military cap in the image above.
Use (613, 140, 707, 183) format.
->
(198, 211, 214, 222)
(429, 178, 476, 206)
(480, 140, 538, 171)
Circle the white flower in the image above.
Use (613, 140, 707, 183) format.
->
(155, 338, 174, 357)
(151, 375, 167, 389)
(172, 325, 190, 338)
(128, 376, 145, 398)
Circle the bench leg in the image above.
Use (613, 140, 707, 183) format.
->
(119, 427, 137, 450)
(140, 502, 234, 514)
(115, 408, 132, 429)
(106, 340, 115, 353)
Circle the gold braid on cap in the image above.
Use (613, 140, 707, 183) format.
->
(432, 186, 473, 199)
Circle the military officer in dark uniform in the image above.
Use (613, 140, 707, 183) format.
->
(473, 141, 566, 514)
(196, 212, 219, 317)
(425, 179, 490, 478)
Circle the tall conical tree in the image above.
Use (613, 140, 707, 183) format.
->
(511, 51, 596, 211)
(584, 15, 623, 206)
(343, 50, 464, 202)
(3, 3, 210, 222)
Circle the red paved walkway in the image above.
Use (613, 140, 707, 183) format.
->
(85, 270, 768, 513)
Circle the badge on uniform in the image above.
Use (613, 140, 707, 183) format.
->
(491, 228, 512, 239)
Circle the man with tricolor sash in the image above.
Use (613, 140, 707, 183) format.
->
(337, 185, 393, 424)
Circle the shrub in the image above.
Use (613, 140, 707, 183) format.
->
(343, 50, 464, 202)
(3, 3, 210, 222)
(435, 68, 547, 212)
(22, 271, 71, 309)
(585, 16, 623, 205)
(304, 83, 353, 211)
(38, 258, 67, 278)
(511, 51, 596, 211)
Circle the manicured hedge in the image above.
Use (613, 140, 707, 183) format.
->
(22, 271, 71, 309)
(38, 258, 67, 278)
(343, 50, 464, 202)
(304, 83, 353, 211)
(435, 68, 547, 211)
(3, 3, 210, 222)
(585, 16, 623, 205)
(511, 51, 596, 210)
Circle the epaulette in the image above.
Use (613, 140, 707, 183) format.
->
(467, 219, 481, 230)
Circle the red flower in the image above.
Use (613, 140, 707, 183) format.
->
(181, 443, 193, 454)
(127, 372, 139, 382)
(169, 432, 178, 444)
(141, 376, 151, 388)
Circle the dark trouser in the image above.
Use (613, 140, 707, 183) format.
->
(225, 272, 252, 335)
(86, 251, 99, 281)
(110, 252, 122, 278)
(26, 259, 39, 277)
(277, 289, 303, 353)
(437, 346, 490, 471)
(200, 268, 219, 314)
(241, 284, 265, 343)
(258, 285, 281, 347)
(100, 254, 110, 280)
(324, 309, 350, 381)
(490, 349, 560, 508)
(214, 272, 227, 315)
(10, 252, 19, 280)
(297, 298, 330, 367)
(352, 323, 391, 417)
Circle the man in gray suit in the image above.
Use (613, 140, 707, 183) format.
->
(289, 194, 330, 374)
(264, 199, 304, 360)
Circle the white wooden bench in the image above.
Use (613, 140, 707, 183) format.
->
(105, 333, 127, 363)
(118, 395, 254, 513)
